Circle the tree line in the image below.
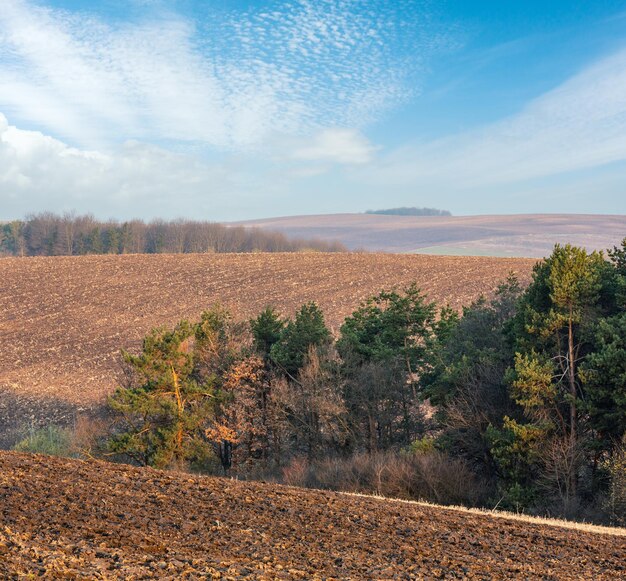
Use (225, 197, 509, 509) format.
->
(103, 241, 626, 524)
(0, 212, 346, 257)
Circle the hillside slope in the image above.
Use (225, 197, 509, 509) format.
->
(0, 253, 535, 444)
(235, 213, 626, 256)
(0, 452, 623, 579)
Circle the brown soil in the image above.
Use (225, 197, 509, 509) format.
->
(0, 253, 535, 443)
(1, 452, 623, 579)
(0, 452, 626, 579)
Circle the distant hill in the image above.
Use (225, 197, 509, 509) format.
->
(366, 207, 452, 216)
(235, 213, 626, 257)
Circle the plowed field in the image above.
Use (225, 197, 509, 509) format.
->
(0, 452, 623, 579)
(0, 253, 535, 443)
(236, 213, 626, 257)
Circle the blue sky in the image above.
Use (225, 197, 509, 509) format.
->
(0, 0, 625, 220)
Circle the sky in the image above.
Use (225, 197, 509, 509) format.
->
(1, 0, 626, 220)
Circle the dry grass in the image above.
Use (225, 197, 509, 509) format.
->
(340, 491, 626, 537)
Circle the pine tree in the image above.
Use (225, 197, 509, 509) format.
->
(337, 284, 444, 451)
(581, 313, 626, 450)
(251, 307, 285, 359)
(270, 302, 331, 377)
(509, 244, 607, 509)
(108, 321, 218, 470)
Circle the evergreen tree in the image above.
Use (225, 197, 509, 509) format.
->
(608, 238, 626, 307)
(507, 244, 608, 509)
(337, 284, 445, 451)
(0, 221, 25, 255)
(582, 313, 626, 450)
(193, 305, 250, 471)
(270, 302, 331, 377)
(251, 307, 285, 360)
(108, 321, 218, 470)
(423, 277, 521, 476)
(87, 227, 103, 254)
(337, 283, 439, 370)
(194, 304, 248, 379)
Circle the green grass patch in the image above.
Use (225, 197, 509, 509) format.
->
(13, 425, 76, 457)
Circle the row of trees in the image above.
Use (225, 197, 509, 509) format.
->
(106, 241, 626, 523)
(0, 213, 346, 257)
(108, 287, 448, 473)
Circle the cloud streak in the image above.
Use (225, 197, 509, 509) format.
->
(363, 47, 626, 195)
(1, 1, 624, 218)
(0, 0, 441, 151)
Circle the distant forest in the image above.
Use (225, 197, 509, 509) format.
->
(0, 213, 347, 257)
(366, 207, 452, 216)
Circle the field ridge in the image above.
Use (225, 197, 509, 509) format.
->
(1, 451, 624, 579)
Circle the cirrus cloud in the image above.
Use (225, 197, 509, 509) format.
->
(0, 0, 443, 151)
(356, 46, 626, 214)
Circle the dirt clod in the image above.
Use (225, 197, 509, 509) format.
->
(0, 452, 624, 579)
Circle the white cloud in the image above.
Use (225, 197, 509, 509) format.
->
(3, 1, 623, 218)
(0, 112, 379, 219)
(0, 0, 439, 151)
(0, 0, 454, 220)
(0, 112, 244, 218)
(290, 129, 377, 165)
(361, 47, 626, 195)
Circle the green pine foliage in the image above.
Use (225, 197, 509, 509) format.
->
(108, 321, 220, 471)
(337, 284, 449, 451)
(270, 302, 331, 377)
(504, 245, 617, 511)
(422, 277, 521, 476)
(581, 313, 626, 449)
(251, 307, 285, 359)
(337, 283, 440, 368)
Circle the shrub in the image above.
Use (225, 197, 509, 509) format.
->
(13, 425, 75, 457)
(283, 450, 489, 507)
(282, 456, 312, 487)
(603, 438, 626, 525)
(407, 437, 436, 455)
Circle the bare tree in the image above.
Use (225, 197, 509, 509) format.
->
(275, 347, 347, 461)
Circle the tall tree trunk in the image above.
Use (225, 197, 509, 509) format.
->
(567, 307, 577, 500)
(172, 367, 184, 467)
(367, 410, 377, 453)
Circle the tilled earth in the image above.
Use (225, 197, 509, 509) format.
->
(0, 452, 624, 579)
(235, 213, 626, 256)
(0, 253, 535, 444)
